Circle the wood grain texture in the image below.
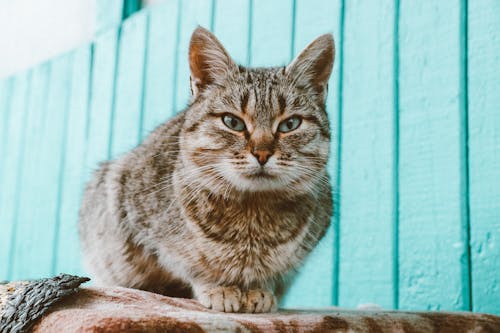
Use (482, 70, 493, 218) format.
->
(0, 78, 13, 176)
(398, 0, 469, 311)
(174, 0, 214, 111)
(9, 63, 53, 280)
(110, 11, 148, 157)
(467, 0, 500, 314)
(96, 0, 124, 33)
(250, 0, 294, 67)
(212, 0, 251, 66)
(53, 46, 92, 275)
(281, 0, 342, 308)
(0, 72, 30, 279)
(338, 0, 397, 309)
(84, 29, 119, 178)
(141, 0, 180, 137)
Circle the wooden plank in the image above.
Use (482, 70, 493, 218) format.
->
(398, 0, 469, 311)
(53, 45, 92, 275)
(9, 64, 51, 280)
(250, 0, 294, 66)
(96, 0, 124, 33)
(212, 0, 251, 66)
(337, 0, 397, 309)
(468, 0, 500, 315)
(110, 11, 148, 157)
(281, 0, 343, 308)
(0, 78, 13, 175)
(141, 1, 180, 137)
(11, 55, 73, 280)
(174, 0, 214, 111)
(0, 72, 30, 280)
(85, 28, 119, 177)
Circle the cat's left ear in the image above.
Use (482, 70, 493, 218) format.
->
(189, 26, 237, 96)
(286, 34, 335, 101)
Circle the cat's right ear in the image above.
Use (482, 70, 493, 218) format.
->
(189, 27, 237, 96)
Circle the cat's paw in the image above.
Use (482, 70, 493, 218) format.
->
(241, 289, 277, 313)
(197, 286, 242, 312)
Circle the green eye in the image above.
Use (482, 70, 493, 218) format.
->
(222, 114, 246, 131)
(278, 117, 302, 133)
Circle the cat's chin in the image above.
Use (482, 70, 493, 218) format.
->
(228, 173, 289, 192)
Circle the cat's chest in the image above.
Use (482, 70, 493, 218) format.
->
(185, 192, 314, 246)
(197, 222, 309, 285)
(182, 191, 316, 284)
(187, 204, 313, 285)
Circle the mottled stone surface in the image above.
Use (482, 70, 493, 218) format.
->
(29, 287, 500, 333)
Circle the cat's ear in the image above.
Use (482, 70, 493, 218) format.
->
(286, 34, 335, 100)
(189, 26, 237, 96)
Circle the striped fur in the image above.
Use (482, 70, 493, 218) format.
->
(79, 27, 335, 313)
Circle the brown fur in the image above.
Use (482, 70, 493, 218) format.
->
(79, 27, 335, 313)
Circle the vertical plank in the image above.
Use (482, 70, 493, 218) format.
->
(0, 78, 13, 175)
(212, 0, 251, 66)
(0, 72, 30, 280)
(281, 0, 343, 308)
(53, 45, 92, 275)
(96, 0, 124, 33)
(398, 0, 469, 310)
(174, 0, 214, 111)
(338, 0, 397, 309)
(250, 0, 294, 67)
(142, 0, 180, 137)
(9, 64, 51, 280)
(110, 11, 148, 157)
(11, 55, 73, 280)
(468, 0, 500, 315)
(85, 29, 119, 177)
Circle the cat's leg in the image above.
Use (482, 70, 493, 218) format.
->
(192, 283, 243, 312)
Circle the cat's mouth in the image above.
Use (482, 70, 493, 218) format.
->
(243, 169, 276, 179)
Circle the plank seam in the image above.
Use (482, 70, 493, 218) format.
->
(210, 0, 216, 32)
(333, 0, 345, 306)
(247, 0, 253, 66)
(393, 0, 401, 310)
(290, 0, 296, 61)
(461, 0, 473, 312)
(139, 11, 151, 140)
(171, 0, 182, 114)
(85, 45, 96, 150)
(107, 27, 123, 159)
(7, 71, 34, 280)
(51, 57, 75, 275)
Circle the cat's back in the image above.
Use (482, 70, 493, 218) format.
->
(80, 110, 186, 219)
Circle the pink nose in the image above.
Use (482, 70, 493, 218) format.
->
(252, 149, 272, 165)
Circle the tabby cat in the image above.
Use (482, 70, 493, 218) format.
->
(79, 27, 334, 313)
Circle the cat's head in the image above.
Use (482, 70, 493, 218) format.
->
(180, 27, 334, 193)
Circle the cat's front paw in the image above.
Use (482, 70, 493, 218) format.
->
(241, 289, 277, 313)
(197, 286, 242, 312)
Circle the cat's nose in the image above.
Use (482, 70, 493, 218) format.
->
(252, 149, 272, 165)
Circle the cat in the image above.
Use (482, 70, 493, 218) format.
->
(79, 26, 334, 313)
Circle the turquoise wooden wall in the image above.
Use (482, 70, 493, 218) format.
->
(0, 0, 498, 314)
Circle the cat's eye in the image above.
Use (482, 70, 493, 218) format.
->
(222, 114, 246, 131)
(278, 117, 302, 133)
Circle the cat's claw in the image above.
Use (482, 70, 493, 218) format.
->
(241, 289, 277, 313)
(198, 286, 242, 312)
